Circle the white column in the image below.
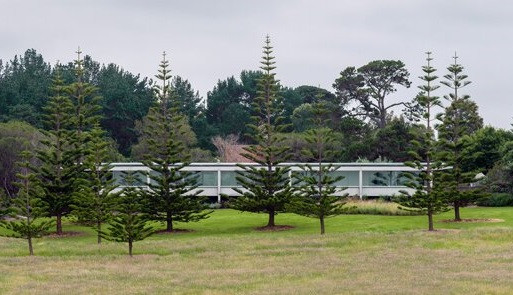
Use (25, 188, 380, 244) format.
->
(217, 170, 222, 203)
(359, 169, 363, 200)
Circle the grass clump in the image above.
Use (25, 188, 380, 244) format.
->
(342, 199, 422, 216)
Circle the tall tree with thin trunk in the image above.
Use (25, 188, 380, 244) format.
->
(437, 53, 484, 221)
(142, 52, 210, 232)
(289, 102, 347, 234)
(37, 68, 75, 235)
(398, 52, 447, 231)
(231, 36, 292, 228)
(0, 151, 53, 255)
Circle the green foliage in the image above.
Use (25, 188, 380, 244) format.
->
(437, 54, 485, 220)
(72, 126, 119, 243)
(0, 121, 45, 199)
(0, 151, 54, 255)
(231, 36, 292, 227)
(96, 63, 155, 157)
(0, 49, 53, 128)
(461, 126, 513, 173)
(36, 70, 75, 235)
(398, 52, 447, 231)
(476, 193, 513, 207)
(141, 53, 210, 232)
(289, 102, 348, 234)
(67, 49, 102, 164)
(333, 60, 411, 129)
(101, 173, 154, 256)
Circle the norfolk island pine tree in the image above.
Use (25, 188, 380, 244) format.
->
(398, 52, 448, 231)
(141, 52, 210, 232)
(288, 101, 348, 234)
(231, 36, 293, 228)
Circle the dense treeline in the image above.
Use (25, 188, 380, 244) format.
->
(1, 41, 513, 254)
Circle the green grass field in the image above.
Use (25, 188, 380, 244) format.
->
(2, 207, 513, 294)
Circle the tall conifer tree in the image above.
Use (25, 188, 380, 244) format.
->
(37, 68, 75, 235)
(142, 52, 210, 232)
(398, 52, 447, 231)
(437, 53, 484, 221)
(1, 152, 53, 255)
(289, 102, 347, 234)
(232, 36, 292, 228)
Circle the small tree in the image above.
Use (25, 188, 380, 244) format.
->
(101, 172, 153, 256)
(142, 52, 210, 232)
(289, 102, 347, 234)
(0, 152, 53, 255)
(73, 125, 118, 243)
(437, 53, 484, 221)
(398, 52, 447, 231)
(231, 36, 292, 228)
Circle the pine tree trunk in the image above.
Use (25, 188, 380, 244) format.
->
(267, 209, 275, 227)
(166, 212, 173, 232)
(129, 240, 133, 257)
(56, 213, 63, 235)
(454, 202, 461, 221)
(428, 211, 434, 231)
(28, 236, 34, 256)
(97, 221, 102, 244)
(320, 216, 325, 235)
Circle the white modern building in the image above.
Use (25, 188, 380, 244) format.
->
(110, 162, 417, 202)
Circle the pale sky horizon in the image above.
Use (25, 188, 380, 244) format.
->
(1, 0, 512, 128)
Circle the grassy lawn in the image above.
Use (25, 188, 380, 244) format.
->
(2, 207, 513, 294)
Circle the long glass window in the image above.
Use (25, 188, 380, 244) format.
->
(221, 171, 240, 187)
(362, 171, 409, 186)
(112, 171, 147, 186)
(198, 171, 218, 186)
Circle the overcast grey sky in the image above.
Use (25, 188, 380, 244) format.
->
(1, 0, 512, 128)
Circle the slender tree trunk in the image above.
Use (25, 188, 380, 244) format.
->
(454, 203, 461, 221)
(166, 212, 173, 232)
(56, 213, 63, 235)
(320, 216, 325, 235)
(129, 240, 133, 257)
(267, 209, 275, 227)
(428, 211, 434, 231)
(28, 236, 34, 256)
(97, 221, 102, 244)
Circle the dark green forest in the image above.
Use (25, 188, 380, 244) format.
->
(1, 48, 512, 204)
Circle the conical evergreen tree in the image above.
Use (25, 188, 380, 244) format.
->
(37, 68, 75, 235)
(398, 52, 447, 231)
(288, 102, 347, 234)
(142, 52, 210, 232)
(437, 53, 484, 221)
(231, 36, 292, 228)
(101, 172, 153, 256)
(72, 125, 118, 243)
(0, 151, 53, 255)
(68, 47, 102, 165)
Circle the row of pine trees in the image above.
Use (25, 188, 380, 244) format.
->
(1, 37, 485, 256)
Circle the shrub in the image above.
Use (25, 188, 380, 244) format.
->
(476, 193, 513, 207)
(342, 199, 422, 216)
